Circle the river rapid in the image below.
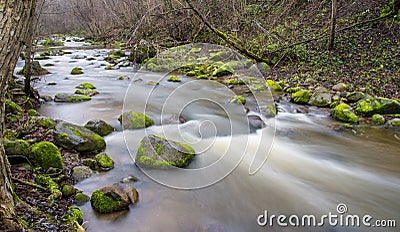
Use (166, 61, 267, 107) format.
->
(14, 42, 399, 232)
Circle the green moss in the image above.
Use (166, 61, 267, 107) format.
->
(95, 153, 114, 170)
(61, 185, 76, 198)
(4, 139, 30, 156)
(5, 99, 22, 114)
(167, 75, 181, 82)
(212, 63, 234, 77)
(147, 81, 159, 86)
(196, 74, 209, 79)
(354, 98, 382, 116)
(70, 67, 83, 75)
(186, 71, 196, 76)
(36, 117, 56, 128)
(387, 118, 400, 127)
(74, 193, 90, 206)
(63, 206, 83, 225)
(90, 190, 129, 213)
(332, 103, 359, 124)
(76, 82, 96, 90)
(117, 75, 130, 80)
(371, 114, 385, 125)
(118, 111, 154, 129)
(54, 93, 91, 102)
(231, 95, 246, 105)
(27, 109, 39, 116)
(292, 90, 310, 104)
(266, 80, 283, 91)
(227, 78, 245, 85)
(30, 142, 64, 170)
(105, 64, 115, 70)
(285, 87, 301, 93)
(36, 175, 62, 205)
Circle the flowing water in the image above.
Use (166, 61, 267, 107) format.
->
(15, 44, 400, 232)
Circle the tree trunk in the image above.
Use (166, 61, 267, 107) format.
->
(24, 20, 34, 96)
(0, 0, 37, 230)
(327, 0, 337, 50)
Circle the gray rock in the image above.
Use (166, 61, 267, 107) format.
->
(118, 111, 154, 130)
(84, 119, 114, 136)
(135, 134, 195, 168)
(72, 165, 93, 182)
(332, 83, 347, 92)
(53, 121, 106, 153)
(309, 92, 332, 107)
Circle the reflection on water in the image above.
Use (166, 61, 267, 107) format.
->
(16, 47, 400, 232)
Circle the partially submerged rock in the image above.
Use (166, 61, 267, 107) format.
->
(72, 166, 93, 182)
(30, 142, 64, 170)
(309, 92, 332, 107)
(76, 82, 96, 90)
(118, 111, 154, 130)
(90, 183, 138, 214)
(167, 75, 181, 82)
(53, 122, 106, 153)
(54, 93, 91, 103)
(135, 134, 195, 168)
(95, 152, 114, 170)
(70, 67, 83, 75)
(84, 119, 114, 136)
(355, 97, 400, 116)
(75, 193, 90, 206)
(212, 63, 234, 77)
(292, 90, 310, 104)
(332, 103, 359, 124)
(265, 80, 282, 91)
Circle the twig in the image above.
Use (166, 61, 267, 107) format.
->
(11, 177, 47, 191)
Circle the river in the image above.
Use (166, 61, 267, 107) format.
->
(14, 41, 399, 232)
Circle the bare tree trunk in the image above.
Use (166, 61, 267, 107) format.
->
(0, 0, 36, 230)
(24, 20, 34, 95)
(327, 0, 337, 50)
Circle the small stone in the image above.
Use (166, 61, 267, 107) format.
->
(95, 152, 114, 170)
(61, 185, 76, 198)
(72, 166, 93, 182)
(332, 83, 347, 92)
(74, 193, 90, 206)
(371, 114, 385, 125)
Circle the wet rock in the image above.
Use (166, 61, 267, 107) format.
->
(332, 103, 359, 124)
(120, 175, 138, 183)
(54, 93, 91, 103)
(354, 97, 400, 116)
(84, 119, 114, 136)
(72, 166, 93, 182)
(387, 118, 400, 127)
(309, 92, 332, 107)
(135, 134, 195, 168)
(61, 185, 76, 198)
(4, 140, 30, 156)
(74, 89, 99, 96)
(230, 95, 246, 105)
(291, 89, 310, 104)
(265, 80, 282, 91)
(74, 193, 90, 206)
(70, 67, 83, 75)
(167, 75, 181, 82)
(41, 95, 53, 102)
(76, 82, 96, 90)
(346, 92, 365, 103)
(30, 141, 64, 170)
(118, 111, 154, 130)
(53, 122, 106, 153)
(371, 114, 385, 125)
(95, 152, 114, 170)
(117, 75, 130, 80)
(212, 63, 234, 77)
(71, 54, 87, 59)
(332, 83, 347, 92)
(16, 61, 49, 76)
(90, 183, 138, 214)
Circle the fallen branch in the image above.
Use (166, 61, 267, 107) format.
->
(11, 177, 47, 191)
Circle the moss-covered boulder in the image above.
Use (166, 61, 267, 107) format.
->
(230, 95, 246, 105)
(53, 122, 106, 153)
(376, 98, 400, 115)
(212, 63, 234, 77)
(5, 99, 22, 114)
(371, 114, 385, 125)
(30, 142, 64, 170)
(346, 92, 365, 103)
(292, 90, 310, 104)
(265, 80, 282, 91)
(167, 75, 181, 82)
(84, 119, 114, 136)
(75, 193, 90, 206)
(118, 111, 154, 130)
(332, 103, 359, 124)
(95, 152, 114, 170)
(36, 175, 62, 205)
(61, 185, 76, 198)
(54, 93, 91, 103)
(76, 82, 96, 90)
(4, 140, 30, 156)
(90, 183, 138, 214)
(70, 67, 83, 75)
(354, 97, 400, 116)
(74, 89, 99, 96)
(16, 61, 49, 76)
(135, 134, 195, 168)
(387, 118, 400, 127)
(72, 166, 93, 182)
(309, 92, 332, 107)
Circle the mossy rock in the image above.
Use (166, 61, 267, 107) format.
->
(135, 134, 195, 169)
(27, 109, 40, 116)
(285, 87, 302, 93)
(226, 78, 245, 85)
(308, 92, 332, 107)
(346, 92, 365, 103)
(30, 142, 64, 170)
(354, 98, 382, 116)
(54, 93, 91, 103)
(387, 118, 400, 127)
(147, 81, 159, 86)
(230, 95, 246, 105)
(118, 111, 154, 130)
(65, 206, 83, 225)
(4, 140, 30, 156)
(212, 63, 234, 77)
(265, 80, 282, 91)
(36, 175, 62, 205)
(95, 153, 114, 170)
(167, 75, 181, 82)
(74, 193, 90, 206)
(53, 122, 106, 153)
(371, 114, 385, 125)
(376, 98, 400, 115)
(17, 61, 49, 76)
(332, 103, 359, 124)
(72, 166, 93, 182)
(74, 89, 99, 96)
(117, 75, 130, 80)
(76, 82, 96, 90)
(29, 116, 56, 128)
(105, 64, 115, 70)
(292, 90, 310, 104)
(186, 71, 196, 76)
(70, 67, 83, 75)
(5, 99, 22, 114)
(196, 74, 210, 80)
(84, 119, 114, 136)
(61, 185, 76, 198)
(90, 183, 137, 214)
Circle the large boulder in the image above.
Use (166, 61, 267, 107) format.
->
(309, 92, 332, 107)
(90, 183, 138, 214)
(135, 134, 195, 168)
(332, 103, 359, 124)
(355, 97, 400, 116)
(53, 122, 106, 153)
(54, 93, 91, 103)
(84, 119, 114, 136)
(4, 140, 30, 156)
(118, 111, 154, 130)
(30, 142, 64, 170)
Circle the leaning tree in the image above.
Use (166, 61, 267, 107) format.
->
(0, 0, 36, 230)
